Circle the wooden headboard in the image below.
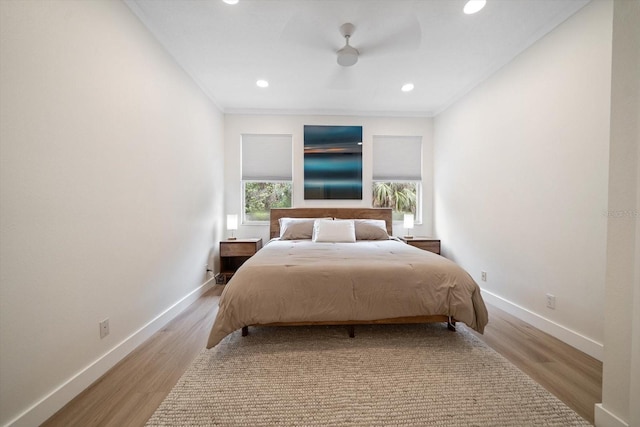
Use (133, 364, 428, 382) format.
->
(270, 208, 393, 239)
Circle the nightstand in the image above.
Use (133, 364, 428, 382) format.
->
(220, 238, 262, 283)
(399, 237, 441, 255)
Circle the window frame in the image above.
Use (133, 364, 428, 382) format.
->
(241, 133, 293, 225)
(371, 135, 423, 225)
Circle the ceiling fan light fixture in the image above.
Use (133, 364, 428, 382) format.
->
(464, 0, 486, 14)
(337, 44, 359, 67)
(256, 79, 269, 88)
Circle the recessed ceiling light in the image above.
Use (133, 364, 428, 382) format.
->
(222, 0, 239, 4)
(464, 0, 486, 14)
(256, 79, 269, 88)
(401, 83, 414, 92)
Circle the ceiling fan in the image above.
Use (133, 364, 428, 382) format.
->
(334, 18, 422, 68)
(337, 23, 359, 67)
(280, 10, 421, 88)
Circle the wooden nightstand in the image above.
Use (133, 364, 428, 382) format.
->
(399, 237, 441, 255)
(220, 238, 262, 283)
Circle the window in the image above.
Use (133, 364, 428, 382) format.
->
(372, 181, 421, 221)
(243, 181, 292, 221)
(372, 136, 422, 222)
(241, 134, 293, 222)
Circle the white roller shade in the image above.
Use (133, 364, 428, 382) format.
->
(241, 134, 293, 180)
(372, 135, 422, 181)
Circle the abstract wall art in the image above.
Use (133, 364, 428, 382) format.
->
(304, 125, 363, 200)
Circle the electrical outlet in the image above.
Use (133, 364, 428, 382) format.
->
(481, 271, 487, 282)
(546, 294, 556, 309)
(99, 319, 110, 339)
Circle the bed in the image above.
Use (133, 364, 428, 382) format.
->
(206, 208, 488, 349)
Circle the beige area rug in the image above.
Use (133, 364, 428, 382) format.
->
(146, 323, 591, 426)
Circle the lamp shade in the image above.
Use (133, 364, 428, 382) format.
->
(403, 213, 414, 229)
(226, 214, 238, 231)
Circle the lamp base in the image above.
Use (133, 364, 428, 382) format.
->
(404, 235, 414, 239)
(228, 237, 237, 240)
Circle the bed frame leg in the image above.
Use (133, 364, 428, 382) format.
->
(447, 317, 456, 332)
(242, 326, 248, 336)
(347, 325, 355, 338)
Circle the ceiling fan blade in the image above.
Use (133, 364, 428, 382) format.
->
(358, 15, 422, 57)
(279, 9, 338, 53)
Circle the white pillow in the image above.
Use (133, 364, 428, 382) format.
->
(312, 219, 356, 243)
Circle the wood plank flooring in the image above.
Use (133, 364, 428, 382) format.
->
(42, 286, 602, 426)
(467, 309, 602, 423)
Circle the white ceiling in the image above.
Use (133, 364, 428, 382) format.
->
(125, 0, 590, 117)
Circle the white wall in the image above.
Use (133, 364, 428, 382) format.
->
(224, 114, 433, 243)
(596, 1, 640, 426)
(0, 1, 224, 426)
(433, 0, 612, 360)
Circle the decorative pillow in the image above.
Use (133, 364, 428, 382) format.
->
(312, 219, 356, 243)
(352, 219, 390, 240)
(279, 217, 331, 240)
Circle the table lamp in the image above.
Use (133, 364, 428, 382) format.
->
(403, 213, 414, 239)
(227, 214, 238, 240)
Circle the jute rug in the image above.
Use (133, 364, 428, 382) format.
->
(146, 323, 591, 426)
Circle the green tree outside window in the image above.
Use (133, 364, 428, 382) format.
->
(244, 182, 292, 221)
(372, 182, 418, 221)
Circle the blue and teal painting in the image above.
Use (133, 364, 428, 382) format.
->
(304, 125, 363, 200)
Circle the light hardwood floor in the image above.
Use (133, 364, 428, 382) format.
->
(42, 286, 602, 426)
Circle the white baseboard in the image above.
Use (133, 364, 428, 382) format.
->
(595, 403, 629, 427)
(481, 289, 604, 361)
(6, 278, 216, 427)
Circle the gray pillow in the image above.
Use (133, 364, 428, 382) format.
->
(279, 217, 332, 240)
(352, 219, 390, 240)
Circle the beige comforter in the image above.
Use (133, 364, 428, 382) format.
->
(207, 239, 488, 348)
